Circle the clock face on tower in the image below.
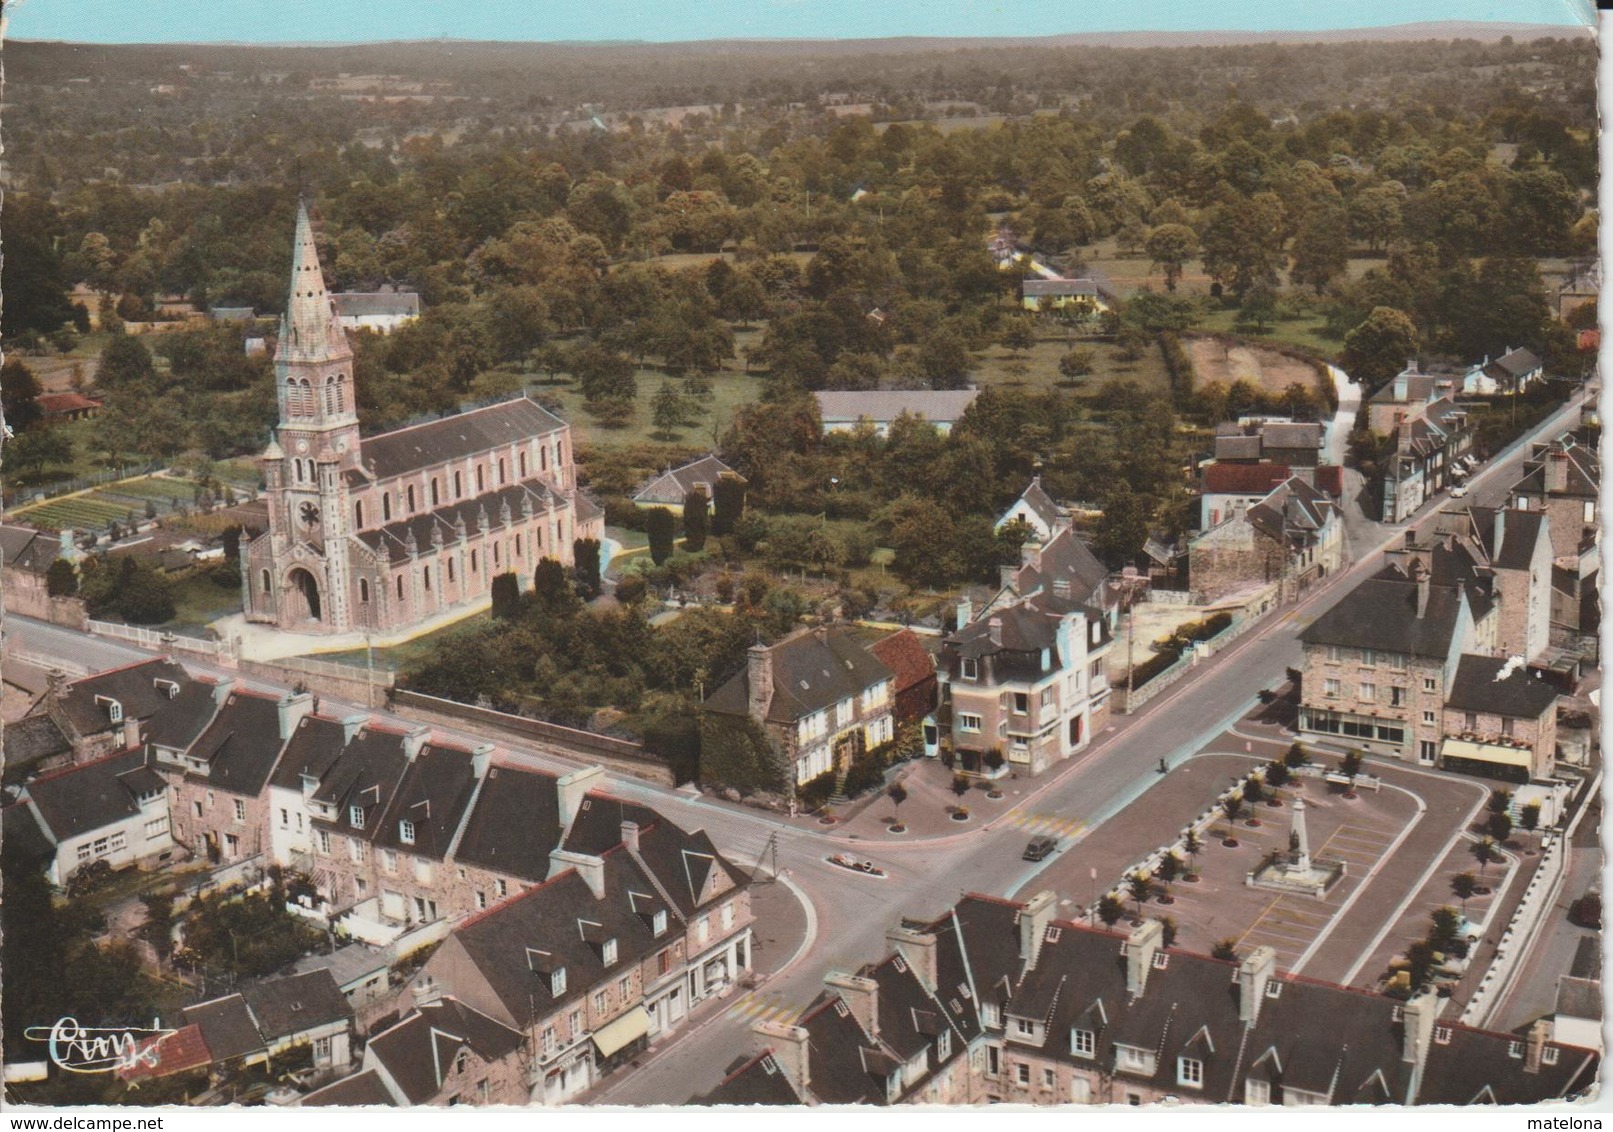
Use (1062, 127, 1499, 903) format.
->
(299, 501, 321, 528)
(296, 439, 310, 454)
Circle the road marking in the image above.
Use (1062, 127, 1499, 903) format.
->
(1010, 813, 1088, 838)
(729, 993, 797, 1025)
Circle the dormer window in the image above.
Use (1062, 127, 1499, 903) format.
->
(552, 967, 567, 996)
(960, 658, 979, 681)
(653, 909, 667, 937)
(97, 696, 124, 724)
(399, 819, 416, 845)
(349, 805, 365, 828)
(603, 939, 618, 966)
(1071, 1028, 1095, 1058)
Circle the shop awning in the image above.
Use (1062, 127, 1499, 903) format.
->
(1441, 738, 1532, 768)
(592, 1008, 651, 1058)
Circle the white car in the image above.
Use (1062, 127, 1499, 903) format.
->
(1450, 484, 1469, 499)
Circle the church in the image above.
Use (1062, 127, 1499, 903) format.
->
(243, 203, 602, 635)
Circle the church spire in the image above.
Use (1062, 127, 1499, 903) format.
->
(278, 200, 350, 364)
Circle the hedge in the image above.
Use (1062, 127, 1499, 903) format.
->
(1130, 610, 1235, 689)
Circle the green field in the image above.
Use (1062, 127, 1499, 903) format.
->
(18, 496, 139, 530)
(537, 363, 767, 451)
(160, 569, 245, 632)
(972, 334, 1174, 398)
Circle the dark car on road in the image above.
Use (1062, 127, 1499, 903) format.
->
(1023, 836, 1059, 861)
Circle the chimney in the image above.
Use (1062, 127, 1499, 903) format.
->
(471, 742, 494, 778)
(747, 643, 774, 722)
(621, 820, 641, 852)
(1019, 890, 1057, 969)
(1237, 946, 1277, 1024)
(886, 926, 939, 991)
(1125, 919, 1164, 997)
(340, 713, 367, 743)
(1492, 509, 1507, 560)
(999, 564, 1018, 591)
(1546, 451, 1570, 494)
(987, 617, 1003, 646)
(402, 725, 431, 760)
(1022, 542, 1044, 573)
(1398, 416, 1414, 445)
(1400, 988, 1440, 1067)
(411, 974, 443, 1009)
(955, 597, 973, 628)
(1524, 1018, 1552, 1075)
(211, 678, 237, 707)
(548, 848, 606, 899)
(556, 765, 605, 828)
(1415, 574, 1431, 620)
(277, 691, 314, 738)
(825, 972, 879, 1040)
(756, 1021, 811, 1096)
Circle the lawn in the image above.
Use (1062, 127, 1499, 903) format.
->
(1194, 308, 1342, 358)
(158, 569, 245, 633)
(536, 360, 767, 451)
(973, 335, 1174, 399)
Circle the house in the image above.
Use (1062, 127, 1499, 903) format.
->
(1190, 476, 1342, 603)
(1556, 260, 1599, 321)
(631, 454, 744, 514)
(1199, 463, 1293, 530)
(700, 626, 895, 799)
(35, 392, 103, 422)
(988, 524, 1115, 625)
(0, 524, 67, 575)
(994, 476, 1066, 545)
(938, 589, 1111, 776)
(814, 390, 979, 437)
(331, 290, 421, 335)
(867, 629, 938, 729)
(12, 748, 175, 888)
(709, 892, 1598, 1107)
(1439, 655, 1560, 783)
(1366, 362, 1461, 435)
(1212, 420, 1325, 469)
(1462, 347, 1545, 396)
(27, 657, 197, 764)
(209, 306, 258, 323)
(179, 969, 354, 1075)
(1380, 397, 1473, 523)
(1019, 278, 1109, 314)
(416, 814, 753, 1105)
(1511, 435, 1600, 560)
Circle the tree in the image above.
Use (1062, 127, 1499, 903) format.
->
(888, 782, 908, 826)
(1242, 773, 1264, 806)
(1211, 939, 1240, 962)
(1159, 917, 1179, 949)
(95, 335, 158, 390)
(1405, 939, 1437, 991)
(1127, 871, 1152, 920)
(1183, 828, 1204, 876)
(1487, 789, 1512, 816)
(1450, 871, 1479, 914)
(1156, 852, 1181, 899)
(650, 382, 685, 439)
(490, 571, 522, 619)
(1341, 307, 1419, 388)
(532, 557, 580, 619)
(1221, 792, 1246, 827)
(572, 343, 637, 403)
(45, 558, 78, 597)
(573, 538, 602, 597)
(1234, 281, 1277, 335)
(1340, 749, 1364, 782)
(7, 426, 72, 476)
(1058, 349, 1095, 382)
(1289, 204, 1351, 294)
(1265, 760, 1290, 788)
(645, 507, 676, 566)
(1428, 906, 1463, 954)
(1285, 742, 1310, 768)
(1092, 483, 1151, 569)
(1487, 810, 1513, 844)
(1472, 837, 1501, 877)
(1097, 894, 1127, 928)
(999, 318, 1037, 356)
(1519, 801, 1542, 852)
(951, 773, 971, 800)
(1145, 224, 1198, 292)
(682, 487, 709, 553)
(712, 475, 745, 536)
(1, 358, 44, 433)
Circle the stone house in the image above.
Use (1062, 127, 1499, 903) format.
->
(1381, 397, 1473, 523)
(28, 657, 197, 766)
(1213, 419, 1325, 469)
(1366, 363, 1460, 435)
(1189, 476, 1341, 603)
(813, 390, 979, 437)
(1198, 463, 1293, 531)
(331, 289, 421, 335)
(1461, 347, 1545, 396)
(13, 748, 175, 888)
(938, 590, 1111, 776)
(994, 476, 1066, 545)
(1509, 434, 1600, 637)
(700, 626, 895, 798)
(1439, 655, 1560, 783)
(868, 628, 938, 729)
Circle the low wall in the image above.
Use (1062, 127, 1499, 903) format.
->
(239, 656, 393, 710)
(3, 569, 90, 629)
(391, 690, 674, 787)
(1114, 586, 1281, 714)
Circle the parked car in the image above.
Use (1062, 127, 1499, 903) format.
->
(1450, 484, 1469, 498)
(1023, 836, 1059, 862)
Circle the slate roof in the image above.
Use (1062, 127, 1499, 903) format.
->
(3, 802, 56, 865)
(1444, 655, 1559, 719)
(268, 714, 352, 791)
(182, 994, 265, 1063)
(1371, 371, 1442, 405)
(1013, 526, 1110, 609)
(370, 742, 479, 860)
(303, 1068, 395, 1106)
(307, 725, 411, 838)
(704, 627, 893, 726)
(814, 390, 979, 426)
(1490, 510, 1548, 572)
(868, 629, 936, 697)
(354, 481, 556, 565)
(52, 658, 194, 737)
(1000, 476, 1063, 530)
(242, 969, 353, 1041)
(4, 713, 71, 770)
(185, 690, 291, 796)
(1213, 435, 1264, 462)
(1556, 976, 1600, 1021)
(1300, 577, 1466, 659)
(143, 681, 222, 752)
(1513, 440, 1600, 500)
(562, 792, 662, 857)
(22, 749, 165, 842)
(794, 994, 893, 1104)
(1489, 347, 1543, 380)
(697, 1049, 806, 1105)
(360, 396, 565, 481)
(452, 763, 562, 882)
(364, 997, 522, 1105)
(332, 291, 421, 320)
(632, 454, 744, 506)
(1202, 463, 1293, 495)
(1261, 422, 1324, 452)
(1244, 476, 1335, 549)
(1418, 1027, 1599, 1105)
(1021, 278, 1099, 297)
(0, 524, 61, 572)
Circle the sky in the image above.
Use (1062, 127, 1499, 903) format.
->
(1, 0, 1595, 44)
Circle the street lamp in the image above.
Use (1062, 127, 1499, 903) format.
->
(1088, 866, 1097, 928)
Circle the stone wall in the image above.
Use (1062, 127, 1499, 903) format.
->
(3, 568, 89, 629)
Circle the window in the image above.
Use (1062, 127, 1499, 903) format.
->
(1585, 501, 1597, 524)
(938, 1030, 951, 1061)
(542, 1027, 557, 1056)
(498, 458, 507, 485)
(1422, 711, 1436, 724)
(1326, 645, 1343, 662)
(1390, 686, 1406, 707)
(234, 799, 246, 822)
(1014, 1017, 1035, 1036)
(1089, 660, 1102, 681)
(350, 806, 365, 828)
(431, 478, 441, 506)
(652, 909, 668, 937)
(1246, 1079, 1271, 1106)
(1501, 717, 1514, 737)
(145, 816, 168, 839)
(194, 800, 204, 818)
(696, 916, 710, 945)
(261, 568, 272, 595)
(657, 949, 672, 976)
(618, 976, 631, 999)
(1423, 677, 1438, 692)
(1117, 1046, 1150, 1071)
(400, 820, 416, 845)
(1015, 1064, 1031, 1086)
(455, 1049, 470, 1075)
(960, 658, 978, 681)
(985, 1045, 1001, 1077)
(1544, 1046, 1560, 1066)
(349, 838, 366, 864)
(407, 485, 416, 512)
(383, 494, 392, 521)
(470, 550, 478, 574)
(1359, 683, 1376, 703)
(603, 939, 618, 966)
(1323, 678, 1341, 698)
(359, 578, 370, 603)
(397, 575, 406, 601)
(567, 1009, 580, 1034)
(1178, 1057, 1203, 1088)
(958, 713, 983, 733)
(1041, 686, 1056, 708)
(414, 858, 432, 884)
(1509, 1041, 1524, 1059)
(1465, 711, 1478, 730)
(447, 559, 455, 583)
(721, 903, 735, 931)
(496, 879, 508, 898)
(454, 471, 463, 499)
(1041, 1067, 1055, 1089)
(1070, 1078, 1092, 1104)
(1420, 740, 1437, 761)
(1071, 1029, 1095, 1058)
(1013, 692, 1029, 714)
(593, 990, 607, 1013)
(355, 500, 365, 528)
(382, 850, 397, 875)
(423, 565, 432, 592)
(476, 890, 487, 910)
(1434, 1026, 1453, 1045)
(520, 451, 529, 477)
(316, 830, 331, 855)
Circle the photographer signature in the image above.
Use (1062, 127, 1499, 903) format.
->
(23, 1018, 175, 1074)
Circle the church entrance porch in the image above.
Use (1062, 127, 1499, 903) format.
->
(286, 566, 324, 623)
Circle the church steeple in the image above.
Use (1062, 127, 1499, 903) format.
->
(277, 200, 350, 365)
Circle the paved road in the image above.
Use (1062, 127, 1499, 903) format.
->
(6, 388, 1590, 1104)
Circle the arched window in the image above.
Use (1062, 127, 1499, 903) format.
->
(493, 543, 501, 568)
(431, 478, 440, 506)
(359, 578, 370, 603)
(337, 374, 348, 412)
(299, 378, 313, 415)
(261, 569, 271, 594)
(355, 500, 365, 528)
(325, 376, 338, 415)
(396, 575, 405, 600)
(520, 451, 528, 477)
(539, 446, 547, 471)
(407, 485, 417, 512)
(498, 458, 507, 485)
(286, 379, 299, 415)
(513, 534, 521, 558)
(556, 440, 564, 466)
(470, 549, 478, 573)
(382, 493, 392, 522)
(423, 565, 432, 592)
(447, 559, 456, 583)
(453, 471, 463, 499)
